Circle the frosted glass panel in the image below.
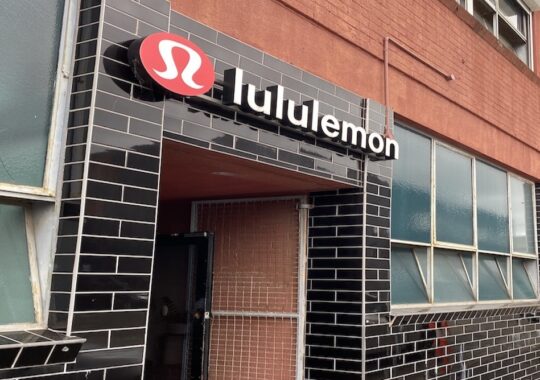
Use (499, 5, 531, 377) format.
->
(391, 126, 431, 243)
(0, 1, 64, 186)
(478, 254, 509, 301)
(512, 259, 536, 299)
(436, 146, 473, 245)
(0, 205, 35, 324)
(476, 162, 510, 252)
(510, 178, 535, 254)
(391, 247, 428, 304)
(434, 249, 474, 303)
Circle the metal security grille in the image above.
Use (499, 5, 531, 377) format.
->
(195, 198, 305, 380)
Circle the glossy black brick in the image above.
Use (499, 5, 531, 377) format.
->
(93, 108, 129, 132)
(72, 311, 147, 332)
(83, 217, 120, 237)
(51, 274, 73, 292)
(90, 144, 126, 166)
(75, 293, 113, 311)
(92, 127, 160, 156)
(127, 152, 160, 173)
(77, 274, 150, 292)
(278, 149, 314, 168)
(77, 331, 109, 351)
(120, 221, 155, 239)
(85, 199, 155, 222)
(50, 293, 71, 312)
(53, 254, 75, 273)
(114, 293, 149, 310)
(15, 346, 53, 367)
(235, 138, 277, 159)
(88, 163, 158, 189)
(183, 122, 234, 147)
(0, 348, 19, 369)
(118, 257, 152, 274)
(81, 236, 154, 256)
(48, 343, 83, 364)
(79, 255, 117, 273)
(110, 328, 145, 347)
(86, 181, 123, 201)
(68, 347, 144, 371)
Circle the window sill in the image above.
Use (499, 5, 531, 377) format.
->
(390, 301, 539, 325)
(0, 329, 85, 370)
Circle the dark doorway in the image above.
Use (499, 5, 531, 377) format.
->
(145, 233, 214, 380)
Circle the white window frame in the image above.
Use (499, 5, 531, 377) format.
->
(0, 0, 79, 330)
(457, 0, 534, 69)
(0, 0, 79, 201)
(391, 124, 539, 314)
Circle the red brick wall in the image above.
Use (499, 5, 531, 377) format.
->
(198, 200, 299, 380)
(172, 0, 540, 180)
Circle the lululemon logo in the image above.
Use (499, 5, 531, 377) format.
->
(137, 32, 214, 96)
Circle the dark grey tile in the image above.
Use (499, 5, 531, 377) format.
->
(318, 90, 349, 111)
(88, 162, 159, 189)
(164, 101, 211, 127)
(217, 33, 263, 63)
(300, 142, 332, 161)
(212, 117, 259, 140)
(212, 144, 256, 160)
(97, 74, 131, 98)
(101, 40, 129, 62)
(72, 74, 94, 93)
(282, 75, 318, 98)
(113, 293, 149, 310)
(110, 328, 145, 347)
(50, 252, 75, 272)
(239, 56, 281, 84)
(67, 347, 144, 371)
(101, 22, 137, 46)
(107, 0, 168, 30)
(259, 130, 299, 152)
(170, 11, 217, 42)
(263, 54, 302, 79)
(302, 71, 336, 94)
(74, 57, 97, 76)
(104, 6, 137, 34)
(123, 186, 158, 206)
(106, 365, 143, 379)
(137, 20, 163, 37)
(80, 236, 154, 256)
(79, 254, 118, 273)
(183, 122, 234, 147)
(77, 23, 100, 43)
(47, 343, 82, 364)
(90, 144, 126, 166)
(190, 35, 239, 66)
(121, 221, 155, 240)
(127, 152, 160, 173)
(335, 86, 363, 105)
(76, 274, 150, 292)
(96, 92, 163, 124)
(278, 149, 314, 168)
(79, 7, 101, 27)
(163, 131, 210, 149)
(49, 292, 71, 312)
(86, 180, 123, 201)
(85, 199, 155, 222)
(15, 346, 53, 367)
(140, 0, 170, 15)
(118, 257, 152, 274)
(235, 138, 277, 159)
(75, 40, 98, 59)
(129, 118, 162, 141)
(75, 293, 113, 312)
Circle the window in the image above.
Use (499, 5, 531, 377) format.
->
(391, 124, 538, 308)
(0, 0, 72, 329)
(458, 0, 532, 66)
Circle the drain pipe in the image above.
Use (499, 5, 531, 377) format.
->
(383, 36, 456, 138)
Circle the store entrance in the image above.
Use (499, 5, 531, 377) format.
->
(149, 140, 349, 379)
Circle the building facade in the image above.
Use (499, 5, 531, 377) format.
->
(0, 0, 539, 379)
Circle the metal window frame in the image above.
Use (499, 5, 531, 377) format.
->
(457, 0, 534, 68)
(0, 203, 44, 332)
(0, 0, 77, 200)
(192, 196, 308, 380)
(391, 124, 539, 313)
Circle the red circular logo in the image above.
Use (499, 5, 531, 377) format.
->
(138, 32, 215, 96)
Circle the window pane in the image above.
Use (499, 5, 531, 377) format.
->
(0, 205, 36, 324)
(473, 0, 495, 33)
(391, 247, 428, 304)
(0, 1, 64, 187)
(476, 162, 509, 252)
(510, 178, 535, 254)
(478, 254, 509, 300)
(436, 146, 473, 245)
(434, 249, 474, 303)
(512, 258, 536, 299)
(391, 126, 431, 243)
(498, 16, 528, 64)
(499, 0, 526, 34)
